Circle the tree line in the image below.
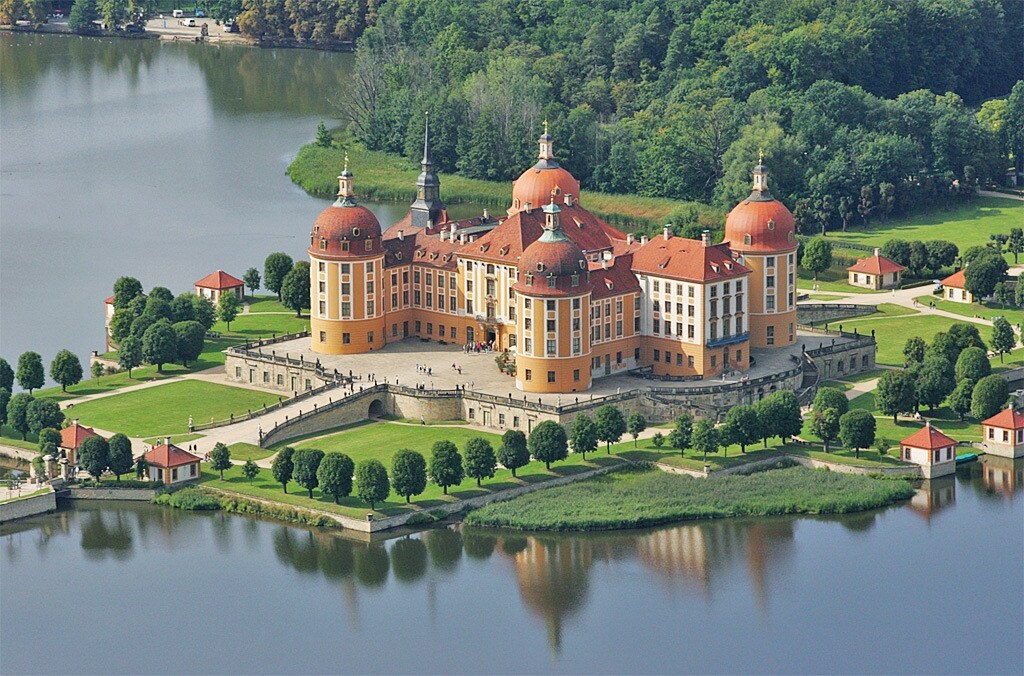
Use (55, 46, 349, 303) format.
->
(331, 0, 1021, 227)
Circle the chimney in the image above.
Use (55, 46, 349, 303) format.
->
(663, 224, 672, 240)
(165, 436, 172, 447)
(701, 230, 711, 247)
(601, 258, 609, 269)
(439, 230, 447, 242)
(565, 194, 573, 207)
(482, 208, 490, 220)
(73, 417, 79, 426)
(640, 235, 648, 245)
(874, 247, 881, 257)
(525, 202, 533, 213)
(397, 230, 404, 241)
(626, 233, 634, 245)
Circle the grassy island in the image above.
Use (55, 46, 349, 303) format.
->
(464, 465, 914, 532)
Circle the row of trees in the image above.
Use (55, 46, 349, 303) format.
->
(810, 388, 876, 458)
(335, 0, 1022, 221)
(1, 351, 87, 395)
(262, 253, 310, 317)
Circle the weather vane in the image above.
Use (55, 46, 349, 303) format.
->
(758, 147, 764, 164)
(543, 118, 549, 135)
(343, 152, 349, 172)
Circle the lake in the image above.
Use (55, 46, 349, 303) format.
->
(2, 459, 1021, 674)
(0, 32, 473, 371)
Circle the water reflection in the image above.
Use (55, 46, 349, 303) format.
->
(978, 456, 1024, 498)
(908, 475, 957, 523)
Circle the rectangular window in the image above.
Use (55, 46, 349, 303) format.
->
(427, 323, 433, 335)
(524, 338, 532, 353)
(341, 263, 350, 274)
(572, 337, 581, 354)
(469, 408, 475, 419)
(391, 293, 398, 308)
(710, 355, 717, 367)
(235, 366, 241, 377)
(688, 355, 694, 367)
(547, 319, 556, 332)
(263, 371, 269, 383)
(547, 300, 555, 312)
(439, 295, 446, 309)
(499, 413, 505, 425)
(319, 301, 326, 315)
(616, 299, 623, 314)
(366, 301, 375, 315)
(414, 270, 421, 284)
(767, 326, 775, 345)
(341, 301, 351, 316)
(653, 349, 660, 361)
(546, 339, 556, 355)
(573, 369, 580, 381)
(318, 262, 325, 273)
(277, 374, 284, 385)
(426, 292, 432, 307)
(342, 333, 350, 344)
(525, 369, 532, 381)
(766, 275, 775, 289)
(319, 281, 325, 293)
(547, 371, 556, 383)
(514, 416, 520, 428)
(368, 331, 374, 343)
(341, 282, 351, 295)
(403, 271, 409, 283)
(616, 320, 623, 337)
(653, 319, 660, 334)
(653, 280, 660, 292)
(664, 351, 671, 364)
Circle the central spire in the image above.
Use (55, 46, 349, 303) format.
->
(335, 153, 356, 206)
(539, 190, 568, 242)
(749, 154, 772, 202)
(538, 119, 555, 162)
(409, 111, 445, 228)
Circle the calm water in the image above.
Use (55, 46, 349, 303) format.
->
(0, 33, 472, 371)
(2, 460, 1022, 674)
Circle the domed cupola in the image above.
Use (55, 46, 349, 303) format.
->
(509, 122, 582, 215)
(723, 154, 797, 254)
(514, 198, 590, 296)
(310, 155, 383, 258)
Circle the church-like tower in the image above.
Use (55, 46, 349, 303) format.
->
(722, 158, 798, 348)
(409, 112, 446, 229)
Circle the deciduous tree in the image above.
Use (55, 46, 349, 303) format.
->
(811, 407, 840, 453)
(0, 388, 9, 427)
(497, 430, 529, 477)
(211, 442, 233, 480)
(667, 413, 693, 455)
(78, 435, 109, 481)
(429, 440, 463, 494)
(720, 404, 761, 453)
(594, 405, 626, 453)
(26, 398, 64, 435)
(292, 448, 323, 497)
(107, 433, 134, 481)
(317, 452, 355, 502)
(0, 358, 12, 392)
(463, 437, 496, 486)
(801, 237, 833, 280)
(142, 320, 177, 373)
(243, 459, 260, 483)
(264, 253, 294, 301)
(947, 379, 974, 421)
(955, 346, 991, 384)
(876, 369, 917, 423)
(271, 446, 295, 493)
(971, 375, 1009, 420)
(356, 459, 389, 509)
(813, 387, 850, 416)
(903, 336, 926, 366)
(16, 351, 44, 393)
(568, 414, 598, 459)
(528, 420, 568, 470)
(281, 261, 311, 317)
(7, 393, 32, 440)
(112, 276, 142, 309)
(691, 418, 719, 462)
(991, 317, 1015, 362)
(838, 409, 876, 458)
(118, 335, 143, 378)
(916, 355, 955, 412)
(391, 449, 427, 502)
(50, 350, 83, 392)
(243, 267, 261, 297)
(626, 413, 647, 447)
(173, 321, 206, 367)
(218, 292, 241, 331)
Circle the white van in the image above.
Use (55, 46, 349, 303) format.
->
(172, 9, 184, 17)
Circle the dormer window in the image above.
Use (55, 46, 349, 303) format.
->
(547, 274, 556, 287)
(744, 234, 752, 245)
(571, 273, 579, 287)
(536, 262, 545, 272)
(319, 239, 327, 251)
(364, 240, 372, 251)
(711, 264, 719, 273)
(342, 241, 350, 252)
(525, 273, 533, 286)
(578, 260, 586, 270)
(499, 246, 509, 256)
(352, 227, 360, 237)
(767, 219, 775, 230)
(395, 251, 403, 260)
(787, 232, 794, 242)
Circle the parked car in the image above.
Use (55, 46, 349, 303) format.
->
(180, 17, 196, 26)
(223, 20, 239, 32)
(124, 23, 144, 32)
(195, 8, 205, 17)
(172, 9, 184, 17)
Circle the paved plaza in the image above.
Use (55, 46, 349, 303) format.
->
(249, 334, 831, 405)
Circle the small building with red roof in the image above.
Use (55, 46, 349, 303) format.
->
(900, 422, 958, 478)
(847, 248, 906, 290)
(60, 419, 101, 465)
(941, 269, 974, 304)
(981, 405, 1024, 458)
(142, 438, 202, 485)
(194, 270, 245, 305)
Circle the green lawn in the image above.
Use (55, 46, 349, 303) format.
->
(915, 294, 1024, 327)
(0, 487, 51, 504)
(69, 380, 285, 437)
(246, 295, 294, 313)
(836, 313, 968, 365)
(802, 293, 850, 301)
(202, 421, 624, 518)
(212, 313, 309, 339)
(828, 197, 1024, 264)
(797, 267, 879, 294)
(227, 442, 274, 461)
(845, 391, 983, 442)
(0, 426, 40, 452)
(611, 437, 787, 471)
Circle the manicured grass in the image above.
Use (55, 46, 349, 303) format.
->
(212, 313, 309, 340)
(287, 140, 724, 233)
(797, 268, 879, 294)
(69, 380, 285, 437)
(246, 295, 292, 313)
(802, 293, 850, 301)
(0, 487, 50, 504)
(464, 465, 915, 531)
(384, 416, 469, 426)
(227, 442, 274, 462)
(845, 391, 983, 442)
(828, 197, 1024, 265)
(833, 313, 969, 365)
(915, 295, 1024, 328)
(0, 426, 40, 452)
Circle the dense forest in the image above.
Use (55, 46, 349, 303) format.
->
(286, 0, 1023, 231)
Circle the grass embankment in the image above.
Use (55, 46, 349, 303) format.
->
(828, 197, 1024, 266)
(464, 465, 914, 531)
(0, 487, 51, 504)
(246, 295, 291, 313)
(831, 312, 958, 366)
(287, 141, 724, 233)
(915, 294, 1024, 327)
(69, 380, 285, 437)
(200, 421, 623, 518)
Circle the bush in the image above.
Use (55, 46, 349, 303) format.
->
(154, 488, 221, 511)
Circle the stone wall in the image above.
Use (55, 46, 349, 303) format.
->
(0, 489, 56, 524)
(68, 487, 158, 501)
(797, 303, 876, 325)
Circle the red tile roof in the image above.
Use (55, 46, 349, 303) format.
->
(194, 270, 245, 290)
(983, 406, 1024, 430)
(847, 253, 907, 275)
(589, 255, 641, 299)
(941, 269, 967, 288)
(724, 198, 797, 254)
(631, 235, 751, 282)
(310, 204, 382, 259)
(382, 224, 461, 270)
(105, 295, 115, 305)
(901, 424, 957, 450)
(145, 443, 202, 468)
(60, 422, 99, 449)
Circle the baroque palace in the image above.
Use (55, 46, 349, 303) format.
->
(308, 120, 798, 394)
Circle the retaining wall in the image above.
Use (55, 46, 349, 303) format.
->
(0, 489, 56, 524)
(68, 487, 158, 501)
(797, 304, 876, 325)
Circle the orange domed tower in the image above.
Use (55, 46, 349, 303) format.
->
(513, 199, 593, 393)
(309, 156, 387, 355)
(508, 123, 582, 215)
(722, 158, 798, 348)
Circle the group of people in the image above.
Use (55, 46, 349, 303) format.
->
(464, 340, 496, 353)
